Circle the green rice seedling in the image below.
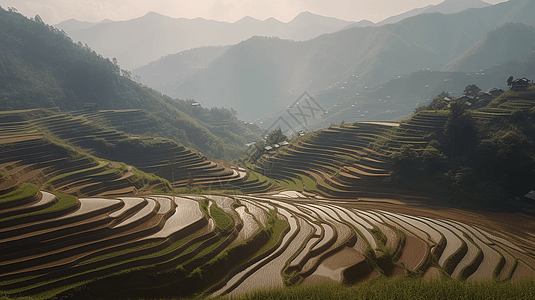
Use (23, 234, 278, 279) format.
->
(210, 203, 234, 234)
(0, 183, 38, 205)
(0, 192, 76, 223)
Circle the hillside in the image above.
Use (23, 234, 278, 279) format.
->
(168, 0, 535, 121)
(442, 23, 535, 72)
(0, 7, 259, 160)
(0, 108, 274, 195)
(1, 78, 535, 299)
(296, 40, 535, 131)
(132, 46, 231, 96)
(251, 80, 535, 212)
(375, 0, 490, 26)
(421, 0, 490, 14)
(56, 11, 354, 70)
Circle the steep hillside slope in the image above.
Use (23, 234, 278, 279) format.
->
(442, 23, 535, 72)
(0, 108, 274, 194)
(421, 0, 490, 14)
(0, 8, 258, 160)
(307, 30, 535, 129)
(170, 0, 535, 121)
(132, 46, 231, 96)
(253, 81, 535, 211)
(375, 0, 490, 26)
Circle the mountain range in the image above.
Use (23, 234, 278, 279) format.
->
(56, 0, 495, 72)
(19, 0, 535, 127)
(0, 8, 261, 160)
(280, 22, 535, 131)
(359, 0, 491, 27)
(155, 0, 535, 121)
(56, 11, 355, 70)
(442, 22, 535, 72)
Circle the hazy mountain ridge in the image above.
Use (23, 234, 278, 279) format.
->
(420, 0, 490, 15)
(167, 0, 535, 121)
(56, 11, 354, 70)
(442, 22, 535, 72)
(133, 46, 231, 96)
(131, 0, 503, 112)
(347, 0, 490, 28)
(302, 24, 535, 131)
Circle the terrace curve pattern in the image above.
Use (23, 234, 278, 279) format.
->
(252, 92, 535, 201)
(254, 119, 438, 200)
(1, 183, 535, 299)
(0, 109, 273, 196)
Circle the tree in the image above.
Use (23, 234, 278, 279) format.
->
(507, 76, 514, 87)
(265, 128, 287, 145)
(443, 100, 477, 158)
(34, 14, 44, 24)
(121, 69, 131, 79)
(426, 91, 450, 111)
(230, 108, 238, 118)
(463, 84, 481, 97)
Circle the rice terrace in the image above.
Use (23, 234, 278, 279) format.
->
(3, 88, 535, 299)
(3, 1, 535, 299)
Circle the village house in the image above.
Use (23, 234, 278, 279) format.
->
(508, 77, 532, 92)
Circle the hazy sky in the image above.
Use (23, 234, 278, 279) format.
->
(1, 0, 507, 25)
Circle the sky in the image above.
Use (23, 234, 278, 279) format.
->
(1, 0, 508, 25)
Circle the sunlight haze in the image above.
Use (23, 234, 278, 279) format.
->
(1, 0, 508, 25)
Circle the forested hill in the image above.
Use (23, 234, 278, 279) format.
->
(170, 0, 535, 120)
(0, 7, 255, 160)
(442, 23, 535, 72)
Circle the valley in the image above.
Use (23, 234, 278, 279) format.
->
(2, 1, 535, 299)
(2, 85, 535, 299)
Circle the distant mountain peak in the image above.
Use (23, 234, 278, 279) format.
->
(236, 16, 260, 23)
(264, 17, 282, 23)
(423, 0, 491, 14)
(291, 11, 333, 22)
(142, 11, 170, 19)
(296, 11, 315, 17)
(289, 11, 352, 27)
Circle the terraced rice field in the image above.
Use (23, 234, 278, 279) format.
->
(0, 109, 274, 196)
(252, 120, 441, 201)
(253, 93, 535, 203)
(2, 184, 535, 299)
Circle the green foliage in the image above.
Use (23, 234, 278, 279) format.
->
(475, 124, 535, 195)
(0, 56, 67, 110)
(463, 84, 481, 97)
(415, 91, 450, 112)
(130, 165, 172, 192)
(0, 8, 254, 160)
(391, 89, 535, 211)
(188, 228, 269, 292)
(210, 203, 234, 234)
(390, 144, 447, 183)
(252, 211, 289, 257)
(0, 192, 78, 223)
(212, 277, 535, 300)
(443, 101, 478, 158)
(0, 183, 38, 204)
